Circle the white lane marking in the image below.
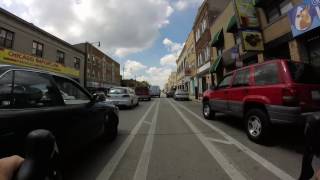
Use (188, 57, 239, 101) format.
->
(168, 99, 247, 180)
(174, 100, 295, 180)
(143, 121, 152, 125)
(133, 101, 160, 180)
(206, 137, 233, 145)
(96, 100, 157, 180)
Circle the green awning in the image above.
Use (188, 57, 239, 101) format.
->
(210, 29, 223, 47)
(210, 56, 222, 73)
(226, 16, 237, 33)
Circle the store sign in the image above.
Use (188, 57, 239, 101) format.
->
(241, 31, 264, 51)
(0, 48, 80, 77)
(288, 1, 320, 37)
(234, 0, 260, 28)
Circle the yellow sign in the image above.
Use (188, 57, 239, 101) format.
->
(241, 31, 264, 51)
(0, 48, 80, 77)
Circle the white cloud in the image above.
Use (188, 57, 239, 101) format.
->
(173, 0, 204, 11)
(0, 0, 174, 57)
(124, 60, 147, 78)
(160, 38, 184, 67)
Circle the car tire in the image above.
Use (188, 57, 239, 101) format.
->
(245, 108, 271, 143)
(104, 113, 118, 142)
(203, 102, 215, 120)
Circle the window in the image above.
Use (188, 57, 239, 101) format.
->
(232, 69, 250, 87)
(74, 57, 80, 70)
(12, 71, 61, 108)
(287, 62, 320, 84)
(217, 47, 223, 57)
(53, 76, 90, 105)
(109, 88, 127, 94)
(218, 75, 232, 89)
(254, 63, 280, 85)
(233, 32, 241, 45)
(57, 50, 65, 65)
(0, 28, 14, 48)
(32, 41, 44, 57)
(0, 71, 13, 108)
(265, 0, 293, 23)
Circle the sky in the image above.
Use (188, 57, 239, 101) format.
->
(0, 0, 203, 88)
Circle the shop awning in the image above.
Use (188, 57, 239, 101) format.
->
(210, 56, 222, 74)
(210, 29, 223, 47)
(226, 16, 237, 33)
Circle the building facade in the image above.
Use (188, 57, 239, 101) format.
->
(73, 43, 121, 90)
(0, 8, 85, 85)
(193, 0, 230, 99)
(176, 43, 188, 91)
(185, 31, 197, 99)
(167, 72, 177, 91)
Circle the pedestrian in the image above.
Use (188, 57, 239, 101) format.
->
(0, 155, 24, 180)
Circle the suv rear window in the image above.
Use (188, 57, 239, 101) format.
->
(254, 63, 279, 85)
(287, 61, 320, 84)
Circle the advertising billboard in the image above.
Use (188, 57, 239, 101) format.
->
(234, 0, 260, 28)
(0, 48, 80, 77)
(288, 1, 320, 37)
(241, 31, 264, 51)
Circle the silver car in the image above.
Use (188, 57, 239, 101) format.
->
(174, 90, 189, 101)
(106, 87, 139, 108)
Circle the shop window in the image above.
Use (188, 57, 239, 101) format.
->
(217, 47, 223, 57)
(0, 28, 14, 49)
(233, 32, 241, 45)
(32, 41, 44, 57)
(74, 57, 80, 70)
(57, 50, 65, 65)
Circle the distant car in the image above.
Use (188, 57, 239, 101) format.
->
(202, 59, 320, 143)
(135, 87, 151, 101)
(0, 65, 119, 158)
(174, 90, 189, 101)
(166, 89, 175, 98)
(150, 85, 161, 98)
(107, 87, 139, 108)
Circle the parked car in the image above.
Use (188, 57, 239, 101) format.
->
(149, 85, 161, 98)
(166, 89, 175, 98)
(0, 65, 119, 158)
(202, 60, 320, 143)
(174, 90, 189, 101)
(135, 86, 151, 101)
(106, 87, 139, 108)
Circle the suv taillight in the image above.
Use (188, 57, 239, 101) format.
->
(282, 88, 299, 106)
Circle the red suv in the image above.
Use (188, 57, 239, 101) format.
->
(202, 60, 320, 142)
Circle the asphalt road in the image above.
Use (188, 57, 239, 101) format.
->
(64, 97, 320, 180)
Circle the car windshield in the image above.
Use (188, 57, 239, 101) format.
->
(109, 88, 127, 94)
(287, 62, 320, 84)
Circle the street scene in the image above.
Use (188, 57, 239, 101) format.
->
(1, 0, 320, 179)
(63, 98, 314, 180)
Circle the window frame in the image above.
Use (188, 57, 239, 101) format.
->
(0, 28, 14, 49)
(32, 41, 44, 57)
(74, 57, 81, 70)
(57, 50, 65, 65)
(52, 75, 92, 105)
(253, 62, 282, 86)
(264, 0, 293, 23)
(217, 74, 233, 90)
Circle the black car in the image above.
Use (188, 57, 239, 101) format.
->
(166, 89, 175, 98)
(0, 65, 119, 158)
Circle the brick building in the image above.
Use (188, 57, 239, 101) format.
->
(0, 8, 84, 84)
(73, 43, 121, 90)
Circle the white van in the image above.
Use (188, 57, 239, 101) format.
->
(149, 85, 161, 98)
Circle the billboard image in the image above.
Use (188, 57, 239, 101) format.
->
(288, 2, 320, 37)
(234, 0, 260, 28)
(241, 31, 264, 51)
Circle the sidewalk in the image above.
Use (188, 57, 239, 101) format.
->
(189, 96, 202, 103)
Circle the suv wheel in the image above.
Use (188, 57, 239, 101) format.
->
(203, 102, 215, 120)
(245, 108, 270, 143)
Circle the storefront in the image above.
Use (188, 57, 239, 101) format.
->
(0, 48, 80, 80)
(196, 61, 211, 98)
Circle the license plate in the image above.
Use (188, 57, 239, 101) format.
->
(312, 90, 320, 100)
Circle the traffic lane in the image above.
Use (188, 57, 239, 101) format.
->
(64, 100, 154, 180)
(176, 99, 304, 178)
(148, 98, 230, 180)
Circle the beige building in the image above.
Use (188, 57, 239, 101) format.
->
(185, 31, 197, 98)
(167, 71, 177, 90)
